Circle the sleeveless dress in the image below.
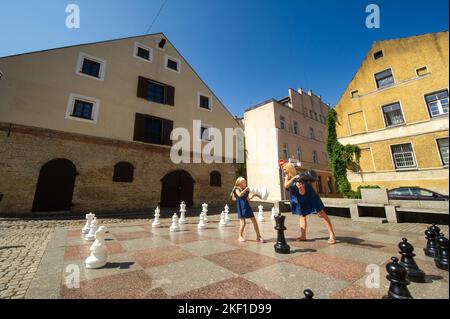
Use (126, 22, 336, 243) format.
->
(234, 189, 255, 219)
(290, 182, 325, 216)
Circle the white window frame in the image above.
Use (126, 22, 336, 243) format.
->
(374, 68, 395, 90)
(75, 52, 106, 81)
(380, 101, 406, 128)
(199, 123, 213, 141)
(165, 54, 181, 73)
(133, 42, 153, 63)
(436, 138, 449, 167)
(424, 89, 449, 118)
(65, 93, 100, 124)
(416, 66, 429, 77)
(198, 92, 213, 112)
(389, 143, 417, 170)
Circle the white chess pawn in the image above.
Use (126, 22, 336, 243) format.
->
(271, 207, 277, 222)
(170, 213, 180, 232)
(224, 204, 231, 222)
(85, 226, 108, 269)
(179, 202, 187, 225)
(152, 206, 161, 228)
(84, 217, 98, 241)
(82, 212, 95, 234)
(198, 212, 207, 229)
(202, 203, 209, 223)
(257, 205, 265, 222)
(219, 211, 227, 227)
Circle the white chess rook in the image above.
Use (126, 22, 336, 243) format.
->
(179, 202, 187, 224)
(84, 217, 98, 241)
(219, 211, 228, 227)
(82, 212, 95, 234)
(152, 206, 161, 228)
(170, 213, 180, 232)
(85, 226, 108, 269)
(198, 212, 207, 229)
(257, 205, 265, 222)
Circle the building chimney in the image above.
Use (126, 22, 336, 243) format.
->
(307, 90, 313, 96)
(298, 88, 303, 94)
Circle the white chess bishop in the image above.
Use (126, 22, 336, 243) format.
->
(257, 205, 265, 222)
(219, 211, 228, 227)
(224, 204, 231, 222)
(169, 213, 180, 232)
(197, 212, 207, 229)
(152, 206, 161, 228)
(85, 226, 108, 269)
(84, 217, 98, 241)
(82, 212, 95, 234)
(179, 202, 187, 224)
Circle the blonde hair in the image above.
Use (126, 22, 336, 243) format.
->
(230, 177, 246, 200)
(283, 163, 297, 179)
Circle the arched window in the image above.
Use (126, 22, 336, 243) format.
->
(210, 171, 222, 187)
(113, 162, 134, 183)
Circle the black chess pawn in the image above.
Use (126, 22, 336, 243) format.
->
(429, 223, 441, 236)
(398, 238, 426, 283)
(424, 228, 439, 258)
(273, 214, 290, 254)
(383, 257, 413, 299)
(302, 289, 314, 299)
(435, 235, 449, 271)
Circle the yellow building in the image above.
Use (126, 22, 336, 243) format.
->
(335, 31, 449, 195)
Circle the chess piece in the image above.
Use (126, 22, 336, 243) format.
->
(398, 238, 426, 283)
(271, 207, 277, 222)
(424, 228, 439, 258)
(152, 206, 161, 228)
(435, 234, 449, 271)
(383, 257, 413, 299)
(179, 202, 187, 224)
(82, 212, 95, 234)
(84, 217, 98, 241)
(224, 205, 231, 222)
(429, 223, 441, 236)
(302, 289, 314, 299)
(202, 203, 209, 223)
(85, 226, 108, 269)
(169, 213, 180, 232)
(198, 212, 207, 229)
(274, 214, 290, 254)
(257, 205, 265, 222)
(248, 187, 269, 200)
(219, 211, 227, 227)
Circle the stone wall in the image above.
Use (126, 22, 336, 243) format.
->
(0, 123, 238, 215)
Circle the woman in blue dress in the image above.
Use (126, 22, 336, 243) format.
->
(231, 177, 266, 243)
(283, 163, 336, 244)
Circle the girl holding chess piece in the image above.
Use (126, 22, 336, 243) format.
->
(283, 163, 336, 244)
(231, 177, 266, 243)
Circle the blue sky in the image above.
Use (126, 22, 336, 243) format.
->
(0, 0, 448, 116)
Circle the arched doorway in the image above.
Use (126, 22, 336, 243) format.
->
(160, 170, 194, 208)
(32, 159, 77, 212)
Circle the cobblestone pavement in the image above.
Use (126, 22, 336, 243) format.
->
(0, 215, 448, 299)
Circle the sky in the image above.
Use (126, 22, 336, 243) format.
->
(0, 0, 448, 116)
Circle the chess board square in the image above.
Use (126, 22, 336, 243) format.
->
(288, 239, 329, 251)
(204, 249, 278, 275)
(143, 257, 236, 296)
(242, 241, 307, 261)
(108, 226, 147, 234)
(174, 277, 281, 299)
(332, 284, 385, 299)
(130, 246, 194, 268)
(67, 229, 83, 237)
(358, 232, 411, 245)
(178, 239, 237, 257)
(287, 252, 367, 282)
(160, 232, 207, 244)
(197, 228, 237, 240)
(113, 231, 153, 241)
(319, 244, 392, 265)
(65, 234, 115, 247)
(243, 262, 349, 299)
(64, 242, 124, 262)
(60, 270, 168, 299)
(120, 236, 172, 252)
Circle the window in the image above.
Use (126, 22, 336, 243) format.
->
(351, 90, 359, 98)
(317, 176, 324, 194)
(165, 55, 180, 73)
(65, 94, 100, 123)
(280, 116, 286, 130)
(134, 42, 153, 62)
(200, 126, 212, 141)
(327, 177, 334, 194)
(147, 82, 165, 104)
(113, 162, 134, 183)
(310, 127, 315, 139)
(390, 188, 412, 196)
(425, 90, 449, 117)
(416, 66, 428, 77)
(293, 121, 299, 135)
(137, 76, 175, 106)
(133, 113, 173, 146)
(375, 68, 394, 89)
(76, 53, 106, 80)
(210, 171, 222, 187)
(314, 112, 318, 120)
(198, 93, 212, 111)
(282, 144, 289, 159)
(373, 50, 384, 60)
(391, 143, 416, 169)
(382, 102, 405, 127)
(309, 110, 313, 118)
(437, 138, 449, 166)
(296, 146, 302, 160)
(313, 150, 319, 164)
(411, 188, 435, 198)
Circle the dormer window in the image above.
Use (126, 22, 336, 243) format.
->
(351, 90, 359, 98)
(198, 93, 212, 111)
(416, 66, 429, 77)
(134, 42, 153, 62)
(76, 53, 106, 81)
(165, 55, 180, 73)
(373, 50, 384, 60)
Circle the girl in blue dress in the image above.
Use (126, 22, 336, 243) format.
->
(231, 177, 266, 243)
(283, 163, 336, 244)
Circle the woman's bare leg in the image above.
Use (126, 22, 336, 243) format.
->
(297, 216, 307, 241)
(238, 219, 246, 241)
(317, 210, 336, 244)
(250, 217, 264, 242)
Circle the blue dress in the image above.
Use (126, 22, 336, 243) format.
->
(235, 189, 255, 219)
(289, 182, 325, 216)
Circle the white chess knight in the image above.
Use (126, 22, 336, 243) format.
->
(224, 204, 231, 222)
(82, 212, 95, 234)
(219, 211, 228, 227)
(248, 187, 269, 200)
(169, 213, 180, 232)
(152, 206, 161, 228)
(179, 202, 187, 224)
(84, 217, 98, 241)
(201, 203, 209, 223)
(257, 205, 265, 222)
(85, 226, 108, 269)
(197, 212, 207, 229)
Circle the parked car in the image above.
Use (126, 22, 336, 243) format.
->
(388, 187, 449, 201)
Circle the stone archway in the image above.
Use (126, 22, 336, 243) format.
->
(160, 170, 194, 208)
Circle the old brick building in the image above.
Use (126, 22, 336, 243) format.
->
(0, 33, 240, 215)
